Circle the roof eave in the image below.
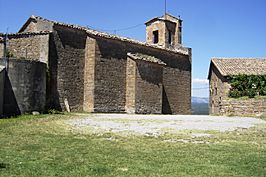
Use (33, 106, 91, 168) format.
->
(18, 16, 36, 33)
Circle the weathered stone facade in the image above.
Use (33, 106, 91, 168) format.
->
(0, 59, 46, 116)
(220, 99, 266, 116)
(208, 58, 266, 116)
(146, 14, 182, 49)
(0, 32, 50, 64)
(0, 14, 192, 115)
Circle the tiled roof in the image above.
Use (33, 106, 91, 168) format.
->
(145, 13, 181, 25)
(0, 31, 51, 38)
(211, 58, 266, 76)
(23, 15, 189, 56)
(127, 53, 166, 66)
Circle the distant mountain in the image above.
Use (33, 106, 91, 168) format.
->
(192, 102, 209, 115)
(191, 97, 209, 115)
(192, 96, 209, 104)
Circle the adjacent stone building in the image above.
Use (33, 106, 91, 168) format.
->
(0, 14, 192, 116)
(208, 58, 266, 115)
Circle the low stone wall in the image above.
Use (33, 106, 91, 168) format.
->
(220, 99, 266, 116)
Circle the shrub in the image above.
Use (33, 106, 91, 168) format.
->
(227, 74, 266, 98)
(6, 50, 14, 58)
(48, 109, 63, 114)
(247, 89, 256, 98)
(228, 89, 241, 98)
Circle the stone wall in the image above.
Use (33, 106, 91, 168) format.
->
(93, 37, 127, 112)
(0, 58, 46, 116)
(125, 58, 136, 113)
(145, 14, 182, 48)
(164, 14, 182, 45)
(220, 99, 266, 116)
(0, 33, 49, 64)
(0, 28, 191, 114)
(52, 25, 87, 111)
(146, 21, 166, 47)
(0, 66, 5, 117)
(92, 36, 191, 114)
(135, 61, 163, 114)
(209, 65, 266, 116)
(209, 65, 230, 114)
(19, 18, 53, 33)
(83, 37, 96, 112)
(163, 67, 191, 114)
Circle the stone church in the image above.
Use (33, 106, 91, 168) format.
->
(0, 14, 191, 116)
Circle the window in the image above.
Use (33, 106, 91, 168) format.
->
(168, 31, 172, 44)
(152, 30, 159, 44)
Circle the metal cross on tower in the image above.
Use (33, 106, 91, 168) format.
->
(165, 0, 167, 15)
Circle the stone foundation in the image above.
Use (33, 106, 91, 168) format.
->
(220, 98, 266, 116)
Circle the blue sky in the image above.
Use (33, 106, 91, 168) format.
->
(1, 0, 266, 97)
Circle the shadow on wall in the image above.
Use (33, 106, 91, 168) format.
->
(0, 68, 5, 117)
(46, 33, 61, 111)
(0, 58, 47, 118)
(3, 71, 21, 116)
(136, 62, 162, 86)
(162, 86, 172, 114)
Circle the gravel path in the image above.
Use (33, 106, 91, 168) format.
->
(67, 114, 266, 136)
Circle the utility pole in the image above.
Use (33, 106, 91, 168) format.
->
(165, 0, 167, 15)
(3, 31, 8, 69)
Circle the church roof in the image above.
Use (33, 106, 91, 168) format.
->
(18, 15, 189, 56)
(145, 13, 182, 25)
(0, 31, 51, 37)
(127, 53, 166, 65)
(209, 58, 266, 77)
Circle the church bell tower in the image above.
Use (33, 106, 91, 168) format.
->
(145, 13, 182, 49)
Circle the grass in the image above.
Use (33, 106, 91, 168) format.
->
(228, 95, 266, 100)
(0, 114, 266, 177)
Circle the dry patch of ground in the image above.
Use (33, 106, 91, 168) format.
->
(66, 114, 265, 137)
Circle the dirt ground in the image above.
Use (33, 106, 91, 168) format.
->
(66, 114, 266, 137)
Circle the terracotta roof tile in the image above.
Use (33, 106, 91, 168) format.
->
(211, 58, 266, 76)
(0, 31, 51, 38)
(127, 53, 166, 65)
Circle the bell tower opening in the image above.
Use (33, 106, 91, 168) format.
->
(168, 30, 172, 44)
(145, 13, 182, 49)
(152, 30, 159, 44)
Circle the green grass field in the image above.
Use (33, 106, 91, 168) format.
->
(0, 114, 265, 177)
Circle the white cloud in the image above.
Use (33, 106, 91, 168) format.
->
(192, 78, 209, 84)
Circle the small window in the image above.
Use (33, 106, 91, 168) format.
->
(152, 30, 159, 44)
(168, 31, 172, 44)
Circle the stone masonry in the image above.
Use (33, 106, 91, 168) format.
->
(208, 58, 266, 116)
(0, 14, 192, 115)
(0, 32, 50, 64)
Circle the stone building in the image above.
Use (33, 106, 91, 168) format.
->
(208, 58, 266, 115)
(0, 14, 192, 116)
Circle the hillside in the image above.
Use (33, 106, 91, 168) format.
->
(191, 97, 209, 115)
